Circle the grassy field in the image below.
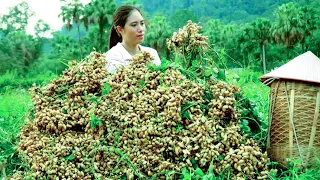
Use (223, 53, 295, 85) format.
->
(0, 70, 319, 179)
(0, 88, 32, 142)
(0, 88, 32, 177)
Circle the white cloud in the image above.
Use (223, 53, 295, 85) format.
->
(0, 0, 91, 37)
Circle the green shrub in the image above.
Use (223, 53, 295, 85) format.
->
(0, 71, 57, 93)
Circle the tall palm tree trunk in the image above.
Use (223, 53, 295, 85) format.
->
(77, 24, 83, 60)
(262, 44, 266, 74)
(99, 16, 104, 52)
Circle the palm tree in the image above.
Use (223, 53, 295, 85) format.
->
(298, 6, 318, 50)
(272, 3, 304, 49)
(237, 23, 257, 68)
(59, 0, 87, 59)
(204, 19, 225, 47)
(249, 18, 271, 73)
(204, 20, 240, 68)
(52, 34, 76, 54)
(85, 0, 116, 52)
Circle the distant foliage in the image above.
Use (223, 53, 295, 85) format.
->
(0, 0, 320, 76)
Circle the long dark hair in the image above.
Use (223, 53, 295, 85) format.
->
(109, 5, 142, 50)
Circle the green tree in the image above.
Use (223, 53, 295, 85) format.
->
(51, 33, 79, 57)
(59, 0, 87, 59)
(248, 18, 271, 73)
(82, 25, 101, 53)
(305, 30, 320, 56)
(34, 19, 51, 38)
(0, 37, 16, 73)
(0, 1, 34, 36)
(144, 16, 173, 58)
(85, 0, 116, 52)
(204, 21, 241, 68)
(204, 19, 226, 47)
(120, 0, 143, 9)
(0, 1, 42, 75)
(169, 9, 198, 30)
(272, 3, 304, 49)
(236, 23, 258, 68)
(298, 5, 318, 50)
(0, 32, 42, 74)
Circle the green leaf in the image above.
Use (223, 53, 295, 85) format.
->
(120, 175, 127, 180)
(0, 142, 15, 156)
(176, 123, 184, 132)
(203, 174, 217, 180)
(267, 161, 278, 166)
(217, 69, 226, 81)
(192, 59, 200, 67)
(182, 111, 191, 120)
(203, 69, 213, 77)
(194, 168, 205, 176)
(62, 108, 67, 114)
(138, 79, 146, 88)
(200, 104, 209, 112)
(239, 119, 252, 135)
(102, 83, 112, 95)
(181, 102, 196, 120)
(207, 160, 214, 174)
(217, 135, 222, 141)
(148, 59, 170, 72)
(191, 158, 198, 169)
(65, 153, 75, 162)
(144, 72, 149, 82)
(90, 96, 99, 104)
(218, 155, 225, 161)
(90, 115, 102, 129)
(294, 159, 302, 165)
(182, 167, 188, 174)
(182, 167, 191, 180)
(204, 88, 213, 103)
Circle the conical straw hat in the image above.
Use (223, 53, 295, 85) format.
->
(260, 51, 320, 85)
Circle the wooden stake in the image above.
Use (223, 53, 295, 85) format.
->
(306, 91, 320, 164)
(289, 89, 295, 158)
(267, 81, 280, 150)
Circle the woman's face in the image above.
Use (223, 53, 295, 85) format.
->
(117, 10, 145, 45)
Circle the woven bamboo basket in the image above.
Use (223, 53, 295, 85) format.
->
(267, 79, 320, 167)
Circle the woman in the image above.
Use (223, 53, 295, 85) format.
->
(105, 5, 161, 73)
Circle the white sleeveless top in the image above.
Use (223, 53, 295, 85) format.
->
(105, 42, 161, 73)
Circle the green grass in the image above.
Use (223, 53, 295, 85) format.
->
(227, 69, 270, 122)
(0, 88, 32, 177)
(226, 69, 270, 147)
(0, 88, 32, 141)
(0, 70, 58, 93)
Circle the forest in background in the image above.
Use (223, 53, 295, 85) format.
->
(0, 0, 320, 80)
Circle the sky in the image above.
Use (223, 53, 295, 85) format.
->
(0, 0, 90, 36)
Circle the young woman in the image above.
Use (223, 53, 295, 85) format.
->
(105, 5, 161, 73)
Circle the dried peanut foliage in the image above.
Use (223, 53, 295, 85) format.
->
(10, 22, 269, 180)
